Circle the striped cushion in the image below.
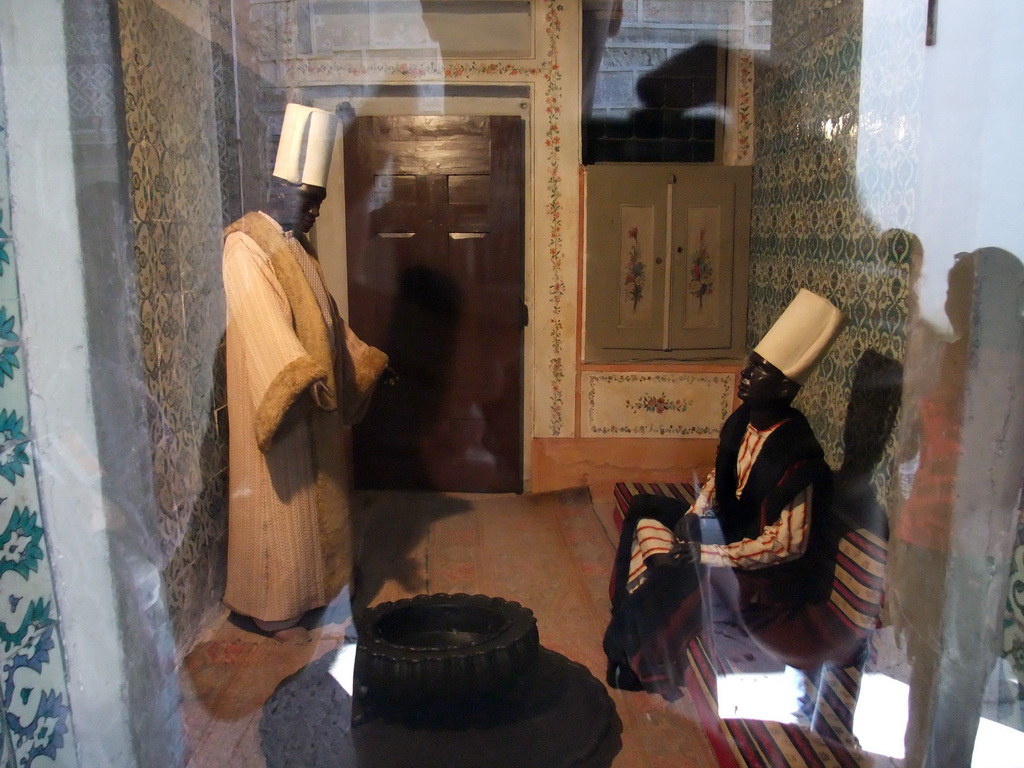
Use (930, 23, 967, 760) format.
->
(686, 636, 861, 768)
(612, 481, 698, 532)
(827, 525, 887, 631)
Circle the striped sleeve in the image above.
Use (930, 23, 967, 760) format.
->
(690, 471, 716, 516)
(626, 519, 675, 593)
(699, 485, 813, 569)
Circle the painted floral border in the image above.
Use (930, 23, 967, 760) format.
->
(583, 372, 733, 437)
(733, 51, 755, 165)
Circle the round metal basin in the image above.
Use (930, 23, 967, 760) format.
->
(356, 593, 540, 701)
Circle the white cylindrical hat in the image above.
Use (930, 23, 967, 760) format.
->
(752, 289, 846, 384)
(272, 103, 338, 187)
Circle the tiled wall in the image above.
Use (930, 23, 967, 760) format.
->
(747, 0, 912, 491)
(210, 0, 266, 225)
(115, 0, 232, 652)
(0, 55, 76, 768)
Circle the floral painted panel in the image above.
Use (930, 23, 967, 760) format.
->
(618, 206, 654, 328)
(0, 89, 76, 768)
(582, 372, 733, 438)
(684, 208, 720, 329)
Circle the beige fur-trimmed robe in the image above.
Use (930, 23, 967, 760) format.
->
(222, 211, 387, 623)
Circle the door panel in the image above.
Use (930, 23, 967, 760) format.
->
(345, 116, 525, 493)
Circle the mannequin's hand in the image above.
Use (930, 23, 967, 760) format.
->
(643, 553, 675, 570)
(673, 512, 702, 544)
(669, 539, 701, 568)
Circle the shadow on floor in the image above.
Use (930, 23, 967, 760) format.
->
(260, 645, 622, 768)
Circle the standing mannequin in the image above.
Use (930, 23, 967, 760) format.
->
(222, 104, 388, 633)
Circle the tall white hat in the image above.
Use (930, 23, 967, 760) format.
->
(272, 103, 338, 188)
(753, 289, 846, 384)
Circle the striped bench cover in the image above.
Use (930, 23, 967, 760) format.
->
(612, 481, 699, 532)
(827, 522, 887, 632)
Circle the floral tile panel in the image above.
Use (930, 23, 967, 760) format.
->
(0, 219, 15, 306)
(0, 386, 75, 768)
(0, 301, 22, 406)
(581, 371, 733, 438)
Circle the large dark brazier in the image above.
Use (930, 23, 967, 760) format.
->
(355, 593, 540, 703)
(352, 592, 621, 768)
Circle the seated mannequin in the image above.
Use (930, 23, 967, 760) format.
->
(605, 290, 854, 697)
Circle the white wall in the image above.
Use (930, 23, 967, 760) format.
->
(913, 0, 1024, 322)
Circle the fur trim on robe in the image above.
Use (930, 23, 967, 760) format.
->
(221, 212, 387, 623)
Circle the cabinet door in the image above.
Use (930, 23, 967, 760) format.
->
(667, 173, 748, 351)
(584, 165, 673, 352)
(585, 164, 750, 362)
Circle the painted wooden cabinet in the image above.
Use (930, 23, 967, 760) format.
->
(584, 164, 751, 362)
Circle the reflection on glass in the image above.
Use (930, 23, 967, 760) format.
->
(3, 0, 1024, 766)
(582, 2, 721, 164)
(889, 249, 1024, 766)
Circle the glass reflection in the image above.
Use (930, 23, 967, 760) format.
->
(3, 1, 1024, 767)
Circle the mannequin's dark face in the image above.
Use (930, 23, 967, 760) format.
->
(738, 352, 800, 405)
(266, 181, 327, 234)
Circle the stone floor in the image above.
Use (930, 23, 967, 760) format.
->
(180, 487, 912, 768)
(181, 488, 720, 767)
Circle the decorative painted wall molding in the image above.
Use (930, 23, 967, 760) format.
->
(725, 50, 756, 166)
(581, 372, 733, 437)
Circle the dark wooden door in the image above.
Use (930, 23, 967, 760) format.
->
(345, 115, 525, 493)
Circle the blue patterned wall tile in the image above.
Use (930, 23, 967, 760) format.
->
(0, 440, 74, 768)
(749, 0, 911, 499)
(134, 220, 181, 300)
(0, 507, 61, 610)
(211, 38, 242, 226)
(1, 610, 73, 768)
(129, 141, 174, 223)
(0, 238, 17, 305)
(0, 307, 24, 404)
(199, 417, 228, 491)
(116, 0, 234, 652)
(177, 222, 225, 303)
(0, 409, 31, 493)
(182, 289, 225, 428)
